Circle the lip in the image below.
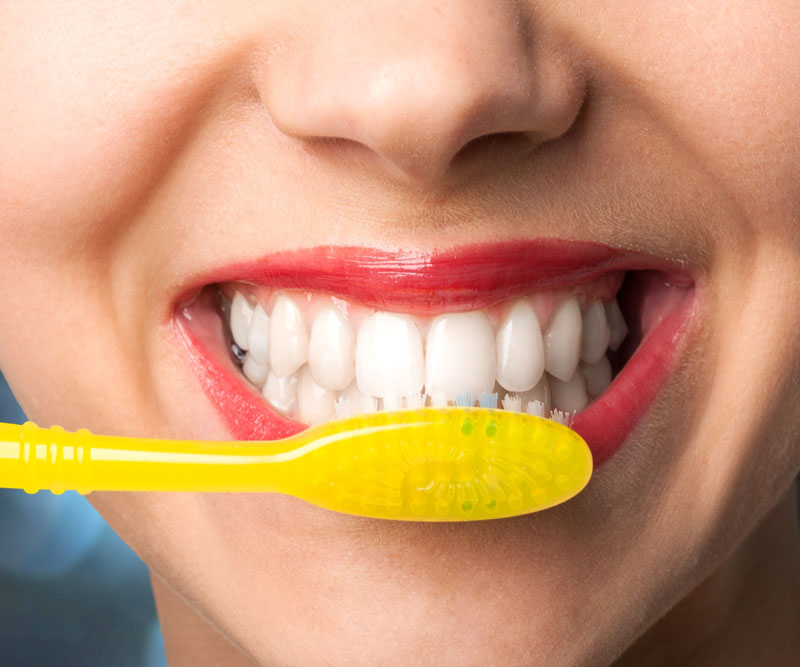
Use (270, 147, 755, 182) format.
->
(176, 240, 691, 315)
(173, 239, 701, 470)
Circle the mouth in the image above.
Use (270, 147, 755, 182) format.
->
(173, 240, 699, 468)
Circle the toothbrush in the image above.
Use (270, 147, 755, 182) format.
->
(0, 407, 592, 521)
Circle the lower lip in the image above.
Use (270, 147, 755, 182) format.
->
(173, 275, 699, 469)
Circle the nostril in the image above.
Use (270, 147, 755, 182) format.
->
(450, 131, 537, 169)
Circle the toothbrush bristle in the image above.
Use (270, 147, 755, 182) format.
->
(404, 392, 426, 409)
(334, 396, 351, 419)
(502, 393, 522, 412)
(454, 391, 474, 408)
(525, 400, 545, 418)
(478, 391, 498, 409)
(430, 389, 448, 407)
(549, 409, 574, 427)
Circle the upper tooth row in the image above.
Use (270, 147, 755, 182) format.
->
(229, 289, 627, 422)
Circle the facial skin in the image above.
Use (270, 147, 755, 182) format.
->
(1, 1, 799, 665)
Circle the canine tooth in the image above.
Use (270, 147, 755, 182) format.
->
(425, 311, 495, 401)
(496, 300, 545, 392)
(262, 370, 299, 417)
(230, 291, 254, 350)
(246, 304, 270, 364)
(355, 312, 424, 399)
(580, 301, 610, 365)
(582, 356, 612, 397)
(308, 306, 355, 391)
(297, 366, 335, 424)
(550, 369, 588, 413)
(543, 297, 582, 381)
(242, 354, 269, 387)
(605, 299, 629, 351)
(269, 295, 309, 377)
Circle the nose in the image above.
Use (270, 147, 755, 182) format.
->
(261, 1, 585, 184)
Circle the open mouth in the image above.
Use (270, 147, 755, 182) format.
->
(174, 240, 699, 468)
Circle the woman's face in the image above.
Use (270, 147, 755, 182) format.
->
(1, 1, 799, 664)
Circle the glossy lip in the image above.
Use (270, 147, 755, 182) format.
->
(174, 240, 692, 315)
(172, 240, 701, 468)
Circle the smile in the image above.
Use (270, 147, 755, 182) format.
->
(175, 240, 699, 467)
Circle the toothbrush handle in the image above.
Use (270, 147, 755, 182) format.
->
(0, 421, 297, 494)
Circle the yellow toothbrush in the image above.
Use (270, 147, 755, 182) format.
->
(0, 408, 592, 521)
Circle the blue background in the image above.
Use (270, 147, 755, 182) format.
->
(0, 373, 165, 666)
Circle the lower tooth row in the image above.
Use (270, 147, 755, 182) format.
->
(226, 289, 626, 425)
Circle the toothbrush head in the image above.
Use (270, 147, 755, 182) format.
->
(285, 407, 592, 521)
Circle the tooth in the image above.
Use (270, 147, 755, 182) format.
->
(496, 300, 545, 392)
(269, 295, 309, 377)
(308, 306, 355, 391)
(605, 299, 629, 351)
(549, 369, 588, 413)
(425, 311, 495, 401)
(262, 370, 299, 417)
(246, 304, 270, 364)
(297, 366, 335, 424)
(580, 301, 610, 365)
(355, 312, 424, 400)
(230, 291, 254, 350)
(581, 356, 612, 397)
(543, 297, 582, 382)
(242, 354, 269, 387)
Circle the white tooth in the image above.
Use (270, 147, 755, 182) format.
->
(246, 304, 270, 364)
(495, 300, 545, 392)
(581, 356, 612, 397)
(262, 370, 299, 417)
(297, 366, 335, 424)
(242, 354, 269, 387)
(580, 301, 610, 365)
(269, 295, 309, 377)
(605, 299, 629, 351)
(550, 369, 588, 413)
(425, 311, 495, 401)
(517, 374, 551, 414)
(230, 291, 254, 350)
(543, 297, 582, 381)
(308, 306, 355, 391)
(355, 312, 424, 399)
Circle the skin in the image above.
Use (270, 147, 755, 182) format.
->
(1, 0, 799, 664)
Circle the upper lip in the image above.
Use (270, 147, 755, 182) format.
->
(177, 238, 695, 314)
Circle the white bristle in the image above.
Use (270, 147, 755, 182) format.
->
(334, 396, 351, 419)
(549, 409, 574, 427)
(525, 400, 546, 418)
(430, 389, 448, 407)
(502, 393, 522, 412)
(362, 395, 378, 413)
(404, 391, 426, 409)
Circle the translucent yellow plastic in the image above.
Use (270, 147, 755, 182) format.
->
(0, 408, 592, 521)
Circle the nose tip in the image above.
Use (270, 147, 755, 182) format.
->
(262, 3, 586, 185)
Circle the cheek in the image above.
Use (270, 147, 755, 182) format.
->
(0, 3, 227, 269)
